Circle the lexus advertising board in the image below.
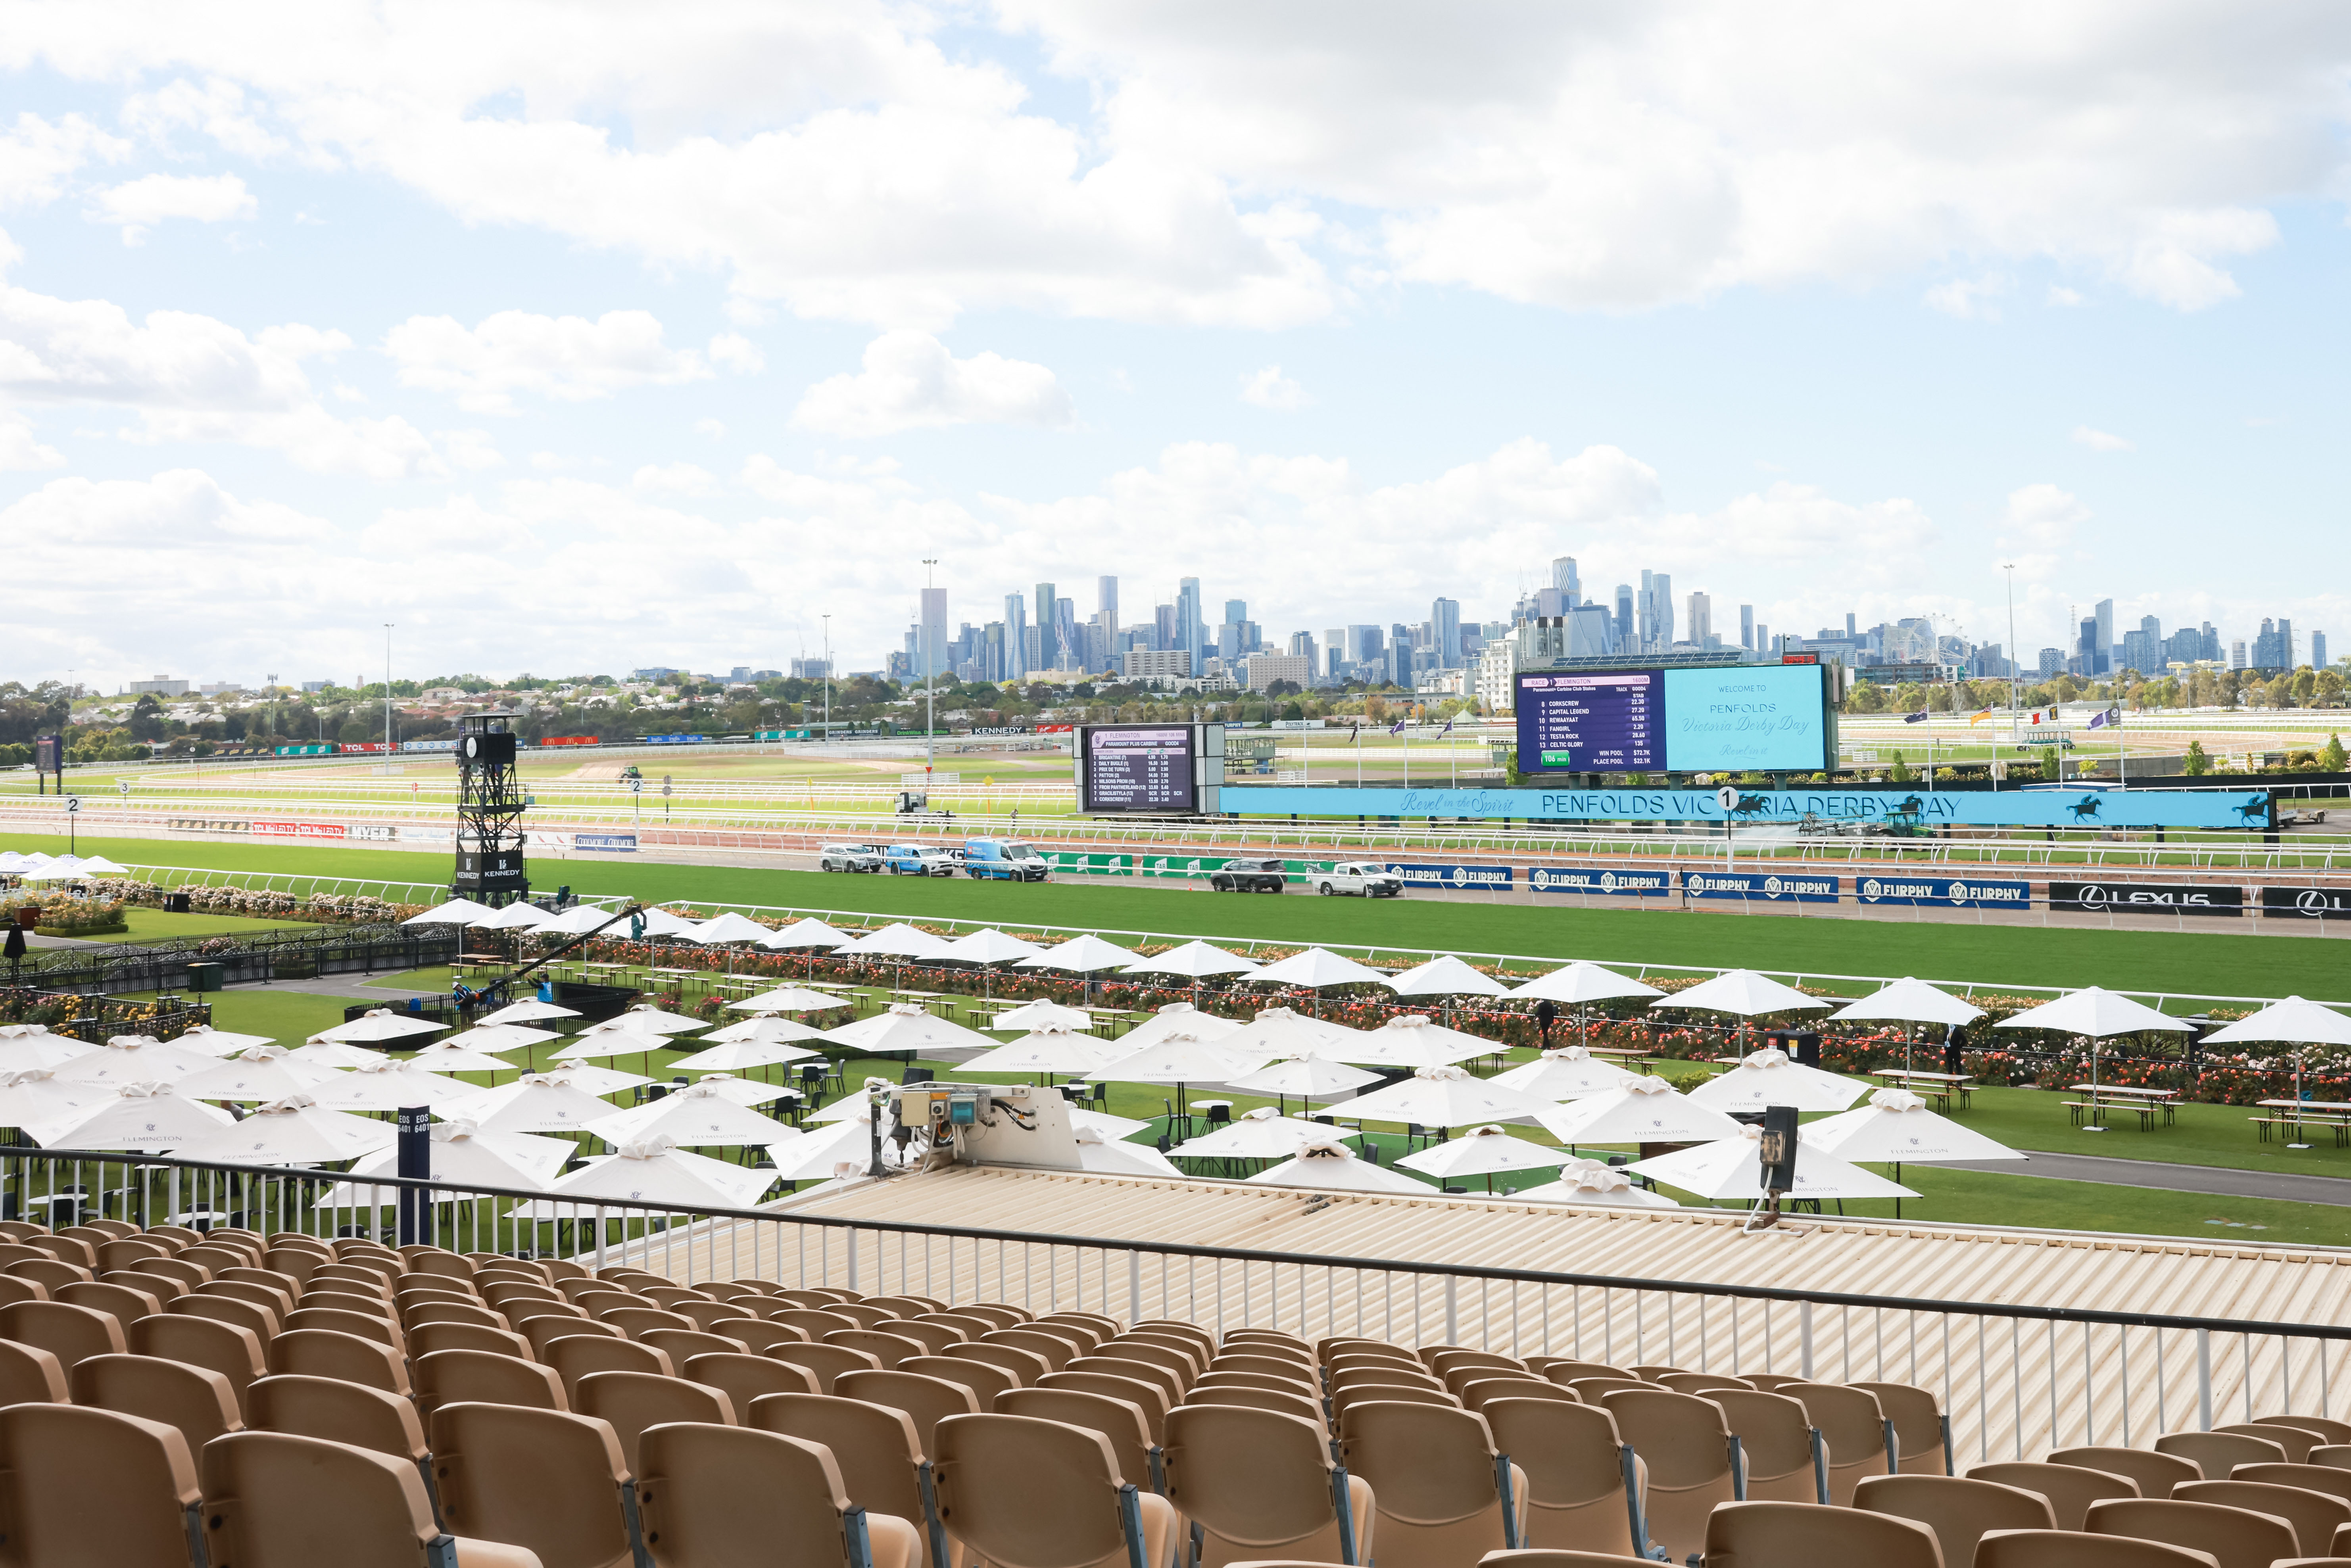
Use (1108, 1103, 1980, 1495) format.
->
(2049, 880, 2243, 917)
(2259, 886, 2351, 919)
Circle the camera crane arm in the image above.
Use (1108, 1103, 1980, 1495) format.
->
(472, 902, 649, 1007)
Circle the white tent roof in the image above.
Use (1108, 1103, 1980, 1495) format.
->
(1248, 948, 1391, 990)
(1112, 1003, 1242, 1053)
(766, 1116, 899, 1181)
(1628, 1126, 1919, 1201)
(1396, 1124, 1573, 1180)
(760, 917, 854, 951)
(1086, 1033, 1272, 1086)
(1070, 1128, 1184, 1178)
(678, 911, 777, 946)
(171, 1025, 279, 1057)
(639, 908, 704, 938)
(313, 1009, 447, 1044)
(1246, 1142, 1432, 1195)
(699, 1013, 830, 1047)
(1121, 940, 1260, 978)
(2199, 997, 2351, 1048)
(1661, 969, 1829, 1017)
(547, 1136, 776, 1209)
(678, 1073, 797, 1109)
(1506, 960, 1661, 1006)
(1018, 934, 1141, 972)
(1339, 1064, 1558, 1129)
(1168, 1106, 1351, 1160)
(589, 1083, 800, 1148)
(725, 986, 849, 1015)
(985, 999, 1095, 1033)
(1325, 1014, 1495, 1070)
(1684, 1047, 1873, 1114)
(52, 1034, 218, 1084)
(173, 1047, 344, 1102)
(323, 1120, 573, 1202)
(1384, 955, 1508, 998)
(528, 904, 623, 938)
(402, 898, 500, 926)
(1214, 1006, 1361, 1061)
(77, 857, 130, 876)
(1534, 1077, 1749, 1146)
(440, 1074, 625, 1133)
(1994, 987, 2190, 1038)
(1828, 976, 1985, 1028)
(822, 1004, 997, 1058)
(959, 1030, 1127, 1076)
(31, 1082, 235, 1151)
(543, 1061, 653, 1096)
(670, 1034, 824, 1073)
(472, 901, 556, 931)
(171, 1095, 400, 1165)
(286, 1038, 392, 1070)
(587, 1004, 709, 1035)
(939, 928, 1047, 965)
(1803, 1088, 2028, 1163)
(1225, 1055, 1383, 1100)
(0, 1026, 101, 1072)
(405, 1040, 527, 1074)
(836, 922, 954, 960)
(1489, 1047, 1642, 1101)
(475, 1000, 581, 1027)
(303, 1059, 482, 1112)
(0, 1068, 132, 1133)
(1519, 1158, 1681, 1208)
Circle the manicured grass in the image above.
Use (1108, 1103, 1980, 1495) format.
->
(109, 908, 323, 943)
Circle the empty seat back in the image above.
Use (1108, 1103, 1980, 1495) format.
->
(1189, 1384, 1328, 1430)
(637, 1422, 918, 1568)
(574, 1370, 734, 1476)
(1039, 1370, 1172, 1441)
(413, 1348, 567, 1417)
(1704, 1499, 1944, 1568)
(1856, 1474, 2056, 1568)
(1710, 1388, 1823, 1506)
(430, 1401, 645, 1568)
(267, 1328, 409, 1394)
(1853, 1382, 1950, 1476)
(200, 1429, 465, 1568)
(1780, 1382, 1891, 1504)
(683, 1351, 819, 1416)
(0, 1338, 69, 1405)
(1338, 1398, 1525, 1568)
(2230, 1462, 2351, 1506)
(836, 1368, 982, 1458)
(248, 1374, 429, 1470)
(2155, 1431, 2289, 1479)
(2176, 1478, 2351, 1554)
(1164, 1403, 1366, 1567)
(69, 1353, 242, 1460)
(2214, 1422, 2318, 1462)
(1599, 1388, 1739, 1562)
(1478, 1397, 1645, 1558)
(0, 1297, 126, 1370)
(2088, 1495, 2301, 1568)
(745, 1390, 937, 1560)
(906, 1354, 1018, 1408)
(1002, 1388, 1159, 1495)
(129, 1313, 267, 1416)
(1967, 1461, 2142, 1530)
(770, 1341, 884, 1393)
(2050, 1446, 2201, 1501)
(1975, 1530, 2222, 1568)
(0, 1403, 204, 1568)
(933, 1413, 1168, 1568)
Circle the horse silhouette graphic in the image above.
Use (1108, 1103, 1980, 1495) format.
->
(2233, 798, 2270, 826)
(2066, 795, 2103, 822)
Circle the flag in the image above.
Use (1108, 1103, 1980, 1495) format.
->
(1441, 716, 1454, 736)
(1970, 707, 1992, 725)
(1903, 710, 1929, 724)
(2088, 710, 2109, 730)
(1389, 719, 1406, 736)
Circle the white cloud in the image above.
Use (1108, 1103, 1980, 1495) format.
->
(438, 428, 505, 471)
(694, 417, 727, 440)
(0, 113, 130, 208)
(1925, 275, 2005, 321)
(2071, 425, 2133, 453)
(121, 78, 296, 163)
(0, 468, 315, 545)
(791, 331, 1073, 437)
(86, 173, 255, 244)
(0, 410, 63, 470)
(0, 280, 343, 409)
(130, 405, 445, 480)
(1239, 364, 1310, 410)
(1996, 483, 2090, 577)
(707, 333, 764, 374)
(382, 310, 712, 414)
(632, 461, 721, 496)
(2046, 285, 2085, 307)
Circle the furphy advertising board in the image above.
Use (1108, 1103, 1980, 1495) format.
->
(1515, 663, 1831, 776)
(1378, 862, 1515, 891)
(1528, 865, 1672, 897)
(1855, 875, 2032, 909)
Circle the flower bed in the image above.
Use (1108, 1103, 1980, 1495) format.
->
(113, 881, 425, 926)
(1, 892, 129, 937)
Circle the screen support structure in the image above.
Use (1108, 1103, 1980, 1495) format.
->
(453, 712, 528, 906)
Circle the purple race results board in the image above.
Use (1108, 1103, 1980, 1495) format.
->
(1514, 671, 1664, 771)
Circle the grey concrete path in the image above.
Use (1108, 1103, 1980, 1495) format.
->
(1942, 1148, 2351, 1206)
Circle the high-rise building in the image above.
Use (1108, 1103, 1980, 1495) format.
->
(1223, 598, 1247, 629)
(1845, 612, 1857, 641)
(1551, 557, 1580, 606)
(1638, 571, 1674, 652)
(1684, 591, 1711, 648)
(982, 622, 1006, 681)
(2074, 617, 2099, 675)
(1431, 597, 1462, 668)
(1003, 592, 1029, 679)
(2253, 617, 2294, 670)
(2094, 599, 2115, 674)
(1055, 597, 1079, 670)
(2230, 639, 2247, 671)
(2037, 647, 2064, 679)
(2120, 626, 2159, 677)
(1098, 576, 1119, 643)
(1613, 585, 1634, 647)
(1032, 582, 1057, 671)
(1176, 578, 1204, 667)
(2314, 631, 2329, 670)
(1739, 605, 1755, 651)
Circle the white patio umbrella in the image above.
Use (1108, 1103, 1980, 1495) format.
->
(765, 1115, 898, 1182)
(1828, 977, 1986, 1075)
(402, 898, 499, 926)
(1628, 1125, 1918, 1204)
(1340, 1064, 1557, 1130)
(534, 1061, 651, 1097)
(1020, 934, 1141, 972)
(552, 1028, 686, 1063)
(985, 999, 1095, 1033)
(1805, 1088, 2027, 1166)
(415, 1029, 551, 1074)
(1396, 1124, 1571, 1190)
(588, 1083, 799, 1149)
(1086, 1032, 1273, 1121)
(639, 908, 705, 938)
(836, 923, 953, 960)
(472, 902, 555, 931)
(939, 929, 1046, 966)
(476, 1000, 582, 1027)
(822, 1003, 997, 1059)
(1214, 1006, 1360, 1061)
(0, 1026, 94, 1072)
(171, 1025, 278, 1057)
(959, 1029, 1125, 1079)
(1122, 940, 1260, 978)
(289, 1038, 398, 1069)
(678, 912, 776, 946)
(321, 1119, 573, 1203)
(670, 1034, 825, 1074)
(303, 1058, 480, 1113)
(0, 1067, 123, 1132)
(1248, 948, 1390, 991)
(724, 986, 849, 1014)
(1994, 987, 2190, 1128)
(677, 1073, 797, 1109)
(595, 1004, 709, 1034)
(172, 1094, 401, 1164)
(1112, 1003, 1242, 1053)
(1658, 969, 1830, 1057)
(1071, 1125, 1184, 1178)
(52, 1034, 218, 1084)
(1328, 1015, 1496, 1071)
(174, 1047, 344, 1103)
(31, 1081, 234, 1151)
(547, 1136, 777, 1209)
(1519, 1157, 1680, 1209)
(698, 1012, 830, 1047)
(2199, 997, 2351, 1117)
(1505, 962, 1665, 1049)
(1168, 1106, 1352, 1161)
(1535, 1076, 1749, 1148)
(1076, 1107, 1153, 1140)
(75, 856, 130, 876)
(1685, 1047, 1871, 1114)
(1384, 955, 1509, 999)
(761, 917, 853, 951)
(1489, 1047, 1643, 1101)
(441, 1074, 628, 1134)
(1225, 1055, 1383, 1112)
(1246, 1142, 1433, 1196)
(314, 1009, 447, 1045)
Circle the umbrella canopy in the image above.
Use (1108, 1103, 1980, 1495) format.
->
(1341, 1065, 1558, 1129)
(1225, 1055, 1383, 1101)
(678, 911, 777, 946)
(17, 862, 92, 882)
(639, 908, 705, 938)
(670, 1034, 825, 1073)
(1628, 1126, 1918, 1201)
(441, 1074, 628, 1134)
(1804, 1088, 2028, 1163)
(1018, 934, 1141, 973)
(960, 1030, 1126, 1077)
(938, 929, 1046, 965)
(1328, 1015, 1496, 1070)
(173, 1094, 401, 1164)
(31, 1081, 234, 1151)
(1074, 1107, 1152, 1140)
(1071, 1126, 1184, 1178)
(1828, 977, 1985, 1028)
(822, 1004, 998, 1058)
(76, 856, 130, 876)
(1113, 1004, 1242, 1053)
(52, 1034, 218, 1084)
(401, 898, 499, 926)
(528, 904, 625, 938)
(1519, 1158, 1681, 1208)
(1168, 1106, 1348, 1160)
(724, 986, 850, 1014)
(433, 1023, 560, 1054)
(589, 1084, 799, 1148)
(1086, 1032, 1272, 1086)
(0, 1025, 95, 1071)
(760, 917, 853, 951)
(985, 999, 1095, 1033)
(1684, 1047, 1872, 1114)
(1506, 962, 1665, 1005)
(1384, 955, 1509, 998)
(1397, 1124, 1572, 1180)
(552, 1028, 686, 1063)
(0, 1067, 125, 1131)
(170, 1025, 278, 1057)
(472, 902, 555, 931)
(537, 1061, 651, 1096)
(323, 1119, 573, 1201)
(1122, 940, 1260, 979)
(766, 1115, 894, 1181)
(596, 1004, 709, 1035)
(1246, 1142, 1433, 1196)
(314, 1010, 447, 1045)
(1214, 1007, 1360, 1060)
(174, 1047, 344, 1102)
(1248, 948, 1390, 990)
(698, 1013, 830, 1047)
(2200, 997, 2351, 1048)
(1661, 970, 1829, 1018)
(803, 1079, 911, 1125)
(476, 1000, 582, 1026)
(836, 923, 953, 960)
(303, 1059, 480, 1113)
(1994, 987, 2190, 1038)
(1489, 1047, 1642, 1102)
(288, 1038, 396, 1069)
(1535, 1076, 1749, 1146)
(549, 1136, 777, 1209)
(680, 1073, 797, 1109)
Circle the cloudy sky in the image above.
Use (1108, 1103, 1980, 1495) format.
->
(5, 2, 2350, 687)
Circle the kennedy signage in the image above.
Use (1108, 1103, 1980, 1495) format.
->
(1856, 875, 2032, 909)
(1529, 865, 1671, 897)
(1221, 785, 2266, 831)
(2259, 885, 2351, 919)
(2049, 880, 2243, 917)
(1380, 862, 1514, 891)
(1683, 870, 1841, 903)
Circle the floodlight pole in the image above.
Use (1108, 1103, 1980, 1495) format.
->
(922, 559, 938, 785)
(821, 614, 832, 739)
(383, 624, 395, 752)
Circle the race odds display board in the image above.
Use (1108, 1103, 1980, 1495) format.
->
(1080, 724, 1198, 812)
(1515, 664, 1832, 774)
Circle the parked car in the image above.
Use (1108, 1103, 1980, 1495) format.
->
(1208, 857, 1289, 893)
(1313, 862, 1404, 898)
(963, 838, 1050, 881)
(817, 843, 885, 873)
(882, 844, 962, 876)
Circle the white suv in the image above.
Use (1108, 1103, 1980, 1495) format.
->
(818, 843, 885, 873)
(1314, 862, 1405, 898)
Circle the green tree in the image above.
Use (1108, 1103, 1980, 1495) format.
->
(2324, 733, 2348, 773)
(2183, 738, 2211, 776)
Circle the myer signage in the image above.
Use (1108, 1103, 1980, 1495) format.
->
(1528, 866, 1672, 897)
(1220, 785, 2266, 831)
(2049, 881, 2244, 917)
(1380, 863, 1514, 890)
(1856, 876, 2032, 909)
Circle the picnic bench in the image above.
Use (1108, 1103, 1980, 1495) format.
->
(1872, 1068, 1974, 1112)
(2253, 1098, 2351, 1147)
(2065, 1083, 2180, 1130)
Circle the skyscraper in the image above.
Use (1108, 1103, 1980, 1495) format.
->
(1431, 597, 1461, 668)
(1638, 571, 1674, 652)
(1176, 578, 1204, 667)
(1551, 557, 1580, 606)
(1056, 596, 1078, 670)
(1739, 604, 1755, 651)
(1684, 591, 1711, 648)
(2094, 599, 2114, 674)
(1097, 576, 1119, 642)
(1003, 591, 1028, 680)
(1033, 582, 1057, 671)
(1613, 584, 1634, 647)
(2315, 631, 2329, 670)
(919, 586, 947, 680)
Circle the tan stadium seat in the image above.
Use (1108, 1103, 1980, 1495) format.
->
(684, 1350, 819, 1414)
(414, 1348, 568, 1417)
(407, 1250, 476, 1282)
(1327, 1340, 1420, 1369)
(1857, 1474, 2056, 1567)
(96, 1238, 169, 1273)
(829, 1303, 904, 1332)
(2051, 1446, 2202, 1500)
(1483, 1398, 1648, 1558)
(935, 1412, 1175, 1568)
(248, 1375, 433, 1497)
(2260, 1416, 2351, 1446)
(907, 1353, 1016, 1406)
(770, 1306, 861, 1336)
(988, 1328, 1083, 1373)
(1332, 1382, 1458, 1419)
(1458, 1375, 1572, 1407)
(182, 1243, 260, 1276)
(1854, 1382, 1951, 1475)
(405, 1299, 510, 1332)
(547, 1336, 675, 1403)
(916, 1312, 1003, 1341)
(574, 1370, 734, 1476)
(836, 1368, 982, 1457)
(485, 1280, 565, 1311)
(520, 1314, 621, 1358)
(269, 1327, 410, 1394)
(715, 1319, 810, 1355)
(670, 1300, 755, 1335)
(1218, 1355, 1318, 1390)
(409, 1321, 534, 1361)
(0, 1403, 204, 1568)
(2090, 1496, 2303, 1568)
(2176, 1480, 2351, 1553)
(103, 1267, 185, 1300)
(1044, 1310, 1120, 1336)
(1712, 1388, 1826, 1505)
(772, 1341, 885, 1393)
(862, 1295, 946, 1319)
(1218, 1329, 1304, 1356)
(875, 1319, 965, 1356)
(1705, 1499, 1943, 1568)
(1780, 1382, 1893, 1504)
(0, 1272, 50, 1304)
(1004, 1388, 1164, 1495)
(6, 1255, 93, 1292)
(1338, 1399, 1528, 1568)
(25, 1234, 96, 1268)
(961, 1341, 1055, 1386)
(638, 1422, 923, 1568)
(1599, 1388, 1741, 1563)
(1165, 1405, 1373, 1566)
(1471, 1553, 1664, 1568)
(1626, 1363, 1688, 1383)
(1969, 1461, 2142, 1530)
(2215, 1422, 2319, 1462)
(747, 1391, 950, 1568)
(69, 1353, 243, 1460)
(603, 1306, 697, 1342)
(953, 1304, 1028, 1330)
(2156, 1430, 2290, 1478)
(636, 1285, 709, 1311)
(0, 1337, 69, 1404)
(642, 1328, 746, 1367)
(128, 1257, 212, 1292)
(826, 1328, 927, 1368)
(431, 1401, 647, 1568)
(1200, 1369, 1319, 1399)
(202, 1429, 544, 1568)
(131, 1312, 267, 1416)
(285, 1305, 404, 1350)
(1739, 1372, 1811, 1394)
(1975, 1530, 2220, 1568)
(306, 1288, 399, 1320)
(1332, 1362, 1446, 1393)
(2234, 1463, 2351, 1506)
(1041, 1369, 1172, 1440)
(1, 1296, 127, 1370)
(1433, 1350, 1526, 1382)
(173, 1290, 281, 1342)
(1568, 1376, 1648, 1403)
(1191, 1384, 1329, 1431)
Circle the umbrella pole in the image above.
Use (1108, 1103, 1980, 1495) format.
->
(2084, 1034, 2103, 1131)
(2291, 1050, 2311, 1148)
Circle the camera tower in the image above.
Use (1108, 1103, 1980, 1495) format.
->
(452, 712, 528, 905)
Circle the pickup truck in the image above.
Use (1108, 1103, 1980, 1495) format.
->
(1312, 862, 1404, 898)
(963, 838, 1050, 881)
(1207, 858, 1289, 894)
(817, 843, 884, 873)
(881, 844, 961, 876)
